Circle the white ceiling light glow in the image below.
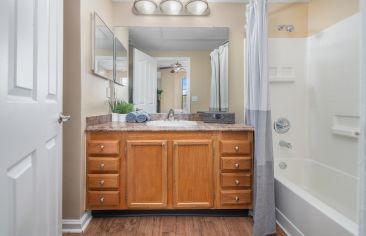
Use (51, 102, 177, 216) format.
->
(186, 0, 208, 15)
(160, 0, 183, 15)
(133, 0, 157, 14)
(132, 0, 210, 16)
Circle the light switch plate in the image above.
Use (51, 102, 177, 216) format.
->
(191, 96, 198, 102)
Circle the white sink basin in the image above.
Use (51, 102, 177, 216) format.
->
(146, 120, 198, 128)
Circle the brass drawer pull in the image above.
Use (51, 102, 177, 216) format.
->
(235, 146, 239, 152)
(234, 163, 240, 169)
(235, 196, 240, 202)
(100, 197, 105, 203)
(234, 179, 240, 185)
(100, 180, 105, 186)
(100, 163, 105, 170)
(100, 145, 105, 151)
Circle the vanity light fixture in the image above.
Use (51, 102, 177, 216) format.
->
(133, 0, 158, 14)
(133, 0, 210, 16)
(186, 0, 209, 15)
(160, 0, 183, 15)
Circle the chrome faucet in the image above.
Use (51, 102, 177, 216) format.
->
(167, 109, 175, 121)
(279, 140, 292, 149)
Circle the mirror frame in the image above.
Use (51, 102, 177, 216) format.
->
(92, 12, 115, 81)
(113, 37, 128, 86)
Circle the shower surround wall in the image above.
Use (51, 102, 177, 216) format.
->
(270, 10, 360, 225)
(307, 14, 360, 177)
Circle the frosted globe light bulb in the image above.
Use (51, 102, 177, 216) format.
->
(160, 0, 183, 15)
(134, 0, 157, 14)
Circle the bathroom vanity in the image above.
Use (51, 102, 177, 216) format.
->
(85, 120, 254, 211)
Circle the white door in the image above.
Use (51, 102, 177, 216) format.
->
(0, 0, 64, 236)
(133, 48, 157, 113)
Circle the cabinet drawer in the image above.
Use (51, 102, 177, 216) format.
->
(220, 140, 251, 155)
(220, 156, 252, 171)
(88, 140, 119, 155)
(88, 174, 119, 189)
(221, 173, 252, 188)
(220, 190, 252, 205)
(88, 191, 119, 207)
(88, 157, 119, 173)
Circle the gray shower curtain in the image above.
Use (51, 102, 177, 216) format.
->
(245, 0, 276, 235)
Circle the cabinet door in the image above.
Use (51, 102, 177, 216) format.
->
(127, 140, 167, 208)
(173, 140, 214, 208)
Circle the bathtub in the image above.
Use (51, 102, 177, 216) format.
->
(274, 158, 358, 236)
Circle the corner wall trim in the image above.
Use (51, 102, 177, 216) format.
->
(62, 212, 92, 233)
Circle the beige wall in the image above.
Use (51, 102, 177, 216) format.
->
(63, 0, 83, 220)
(113, 2, 246, 121)
(148, 50, 211, 113)
(268, 3, 308, 38)
(308, 0, 359, 35)
(268, 0, 360, 38)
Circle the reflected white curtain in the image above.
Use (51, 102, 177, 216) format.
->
(210, 43, 228, 112)
(245, 0, 276, 235)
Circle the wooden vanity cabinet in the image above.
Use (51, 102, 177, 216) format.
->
(86, 131, 253, 211)
(173, 140, 214, 208)
(126, 140, 168, 208)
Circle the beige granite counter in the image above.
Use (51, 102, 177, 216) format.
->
(85, 121, 254, 132)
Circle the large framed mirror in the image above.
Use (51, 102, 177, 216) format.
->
(117, 26, 229, 114)
(92, 13, 114, 80)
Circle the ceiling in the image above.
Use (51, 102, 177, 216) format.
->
(128, 27, 229, 51)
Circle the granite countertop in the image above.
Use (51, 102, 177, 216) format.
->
(85, 121, 254, 132)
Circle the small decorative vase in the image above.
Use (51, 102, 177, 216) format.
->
(112, 113, 119, 122)
(118, 114, 127, 123)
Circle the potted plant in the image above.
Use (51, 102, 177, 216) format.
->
(115, 100, 134, 122)
(108, 99, 119, 122)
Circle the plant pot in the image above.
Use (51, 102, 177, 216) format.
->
(118, 114, 127, 123)
(112, 113, 119, 122)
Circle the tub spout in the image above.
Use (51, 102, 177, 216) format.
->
(279, 140, 292, 149)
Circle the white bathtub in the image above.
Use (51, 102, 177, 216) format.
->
(274, 158, 358, 236)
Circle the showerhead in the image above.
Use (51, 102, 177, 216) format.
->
(277, 24, 295, 33)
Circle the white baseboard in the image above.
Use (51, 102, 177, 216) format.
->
(62, 212, 92, 233)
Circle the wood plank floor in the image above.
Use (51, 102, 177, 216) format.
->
(64, 217, 286, 236)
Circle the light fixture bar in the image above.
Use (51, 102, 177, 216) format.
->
(132, 0, 210, 16)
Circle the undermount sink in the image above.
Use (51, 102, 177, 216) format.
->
(146, 120, 198, 128)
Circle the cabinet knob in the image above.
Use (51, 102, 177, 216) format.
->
(235, 196, 240, 202)
(100, 163, 105, 169)
(234, 179, 240, 185)
(234, 163, 240, 169)
(235, 146, 239, 152)
(100, 180, 105, 186)
(100, 145, 105, 151)
(100, 197, 105, 203)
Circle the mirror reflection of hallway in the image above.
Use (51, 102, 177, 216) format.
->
(158, 67, 189, 113)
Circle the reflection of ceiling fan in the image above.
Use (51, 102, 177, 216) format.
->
(159, 61, 185, 73)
